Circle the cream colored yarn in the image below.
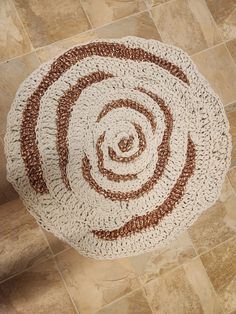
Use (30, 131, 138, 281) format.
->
(5, 36, 231, 259)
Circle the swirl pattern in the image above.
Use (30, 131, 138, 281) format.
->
(5, 37, 231, 259)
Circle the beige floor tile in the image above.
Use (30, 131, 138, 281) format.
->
(13, 0, 91, 48)
(43, 230, 70, 255)
(131, 231, 196, 284)
(96, 11, 161, 40)
(151, 0, 222, 55)
(206, 0, 236, 41)
(144, 258, 222, 313)
(227, 39, 236, 64)
(0, 199, 52, 282)
(0, 258, 76, 314)
(0, 52, 40, 136)
(0, 137, 18, 204)
(80, 0, 146, 28)
(0, 0, 32, 63)
(200, 237, 236, 313)
(95, 289, 152, 314)
(225, 103, 236, 167)
(192, 44, 236, 105)
(188, 176, 236, 254)
(36, 31, 97, 63)
(228, 167, 236, 193)
(55, 248, 141, 314)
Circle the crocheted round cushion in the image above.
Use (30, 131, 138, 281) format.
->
(5, 37, 231, 259)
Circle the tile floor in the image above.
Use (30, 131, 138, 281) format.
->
(0, 0, 235, 313)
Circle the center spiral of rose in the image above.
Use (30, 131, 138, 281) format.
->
(118, 136, 134, 153)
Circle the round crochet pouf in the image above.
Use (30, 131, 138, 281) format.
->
(5, 37, 231, 259)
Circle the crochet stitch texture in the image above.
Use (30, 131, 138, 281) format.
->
(5, 37, 231, 259)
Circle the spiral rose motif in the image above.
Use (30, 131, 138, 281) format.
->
(5, 37, 231, 259)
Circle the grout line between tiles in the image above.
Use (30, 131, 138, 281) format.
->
(225, 100, 236, 108)
(143, 0, 151, 10)
(228, 165, 236, 171)
(38, 228, 81, 263)
(227, 173, 236, 199)
(54, 259, 80, 314)
(0, 228, 71, 286)
(143, 0, 150, 11)
(94, 9, 149, 34)
(227, 165, 236, 185)
(32, 50, 43, 67)
(146, 0, 179, 45)
(0, 224, 56, 285)
(147, 8, 163, 42)
(202, 1, 225, 44)
(83, 0, 150, 32)
(9, 0, 35, 53)
(92, 286, 143, 314)
(78, 0, 95, 31)
(151, 0, 177, 10)
(140, 260, 187, 287)
(224, 42, 236, 68)
(143, 0, 165, 43)
(193, 257, 225, 313)
(186, 224, 203, 257)
(0, 252, 53, 286)
(0, 50, 33, 66)
(141, 286, 155, 314)
(187, 230, 198, 257)
(195, 235, 236, 261)
(191, 41, 226, 57)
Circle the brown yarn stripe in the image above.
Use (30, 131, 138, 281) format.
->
(118, 136, 134, 152)
(108, 121, 147, 163)
(92, 135, 196, 240)
(96, 132, 138, 182)
(57, 72, 113, 189)
(20, 41, 189, 194)
(82, 89, 173, 201)
(97, 99, 157, 133)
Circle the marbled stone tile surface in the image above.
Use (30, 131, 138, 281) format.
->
(151, 0, 222, 55)
(192, 44, 236, 105)
(13, 0, 91, 48)
(0, 199, 51, 283)
(0, 0, 236, 312)
(0, 0, 32, 62)
(55, 249, 141, 313)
